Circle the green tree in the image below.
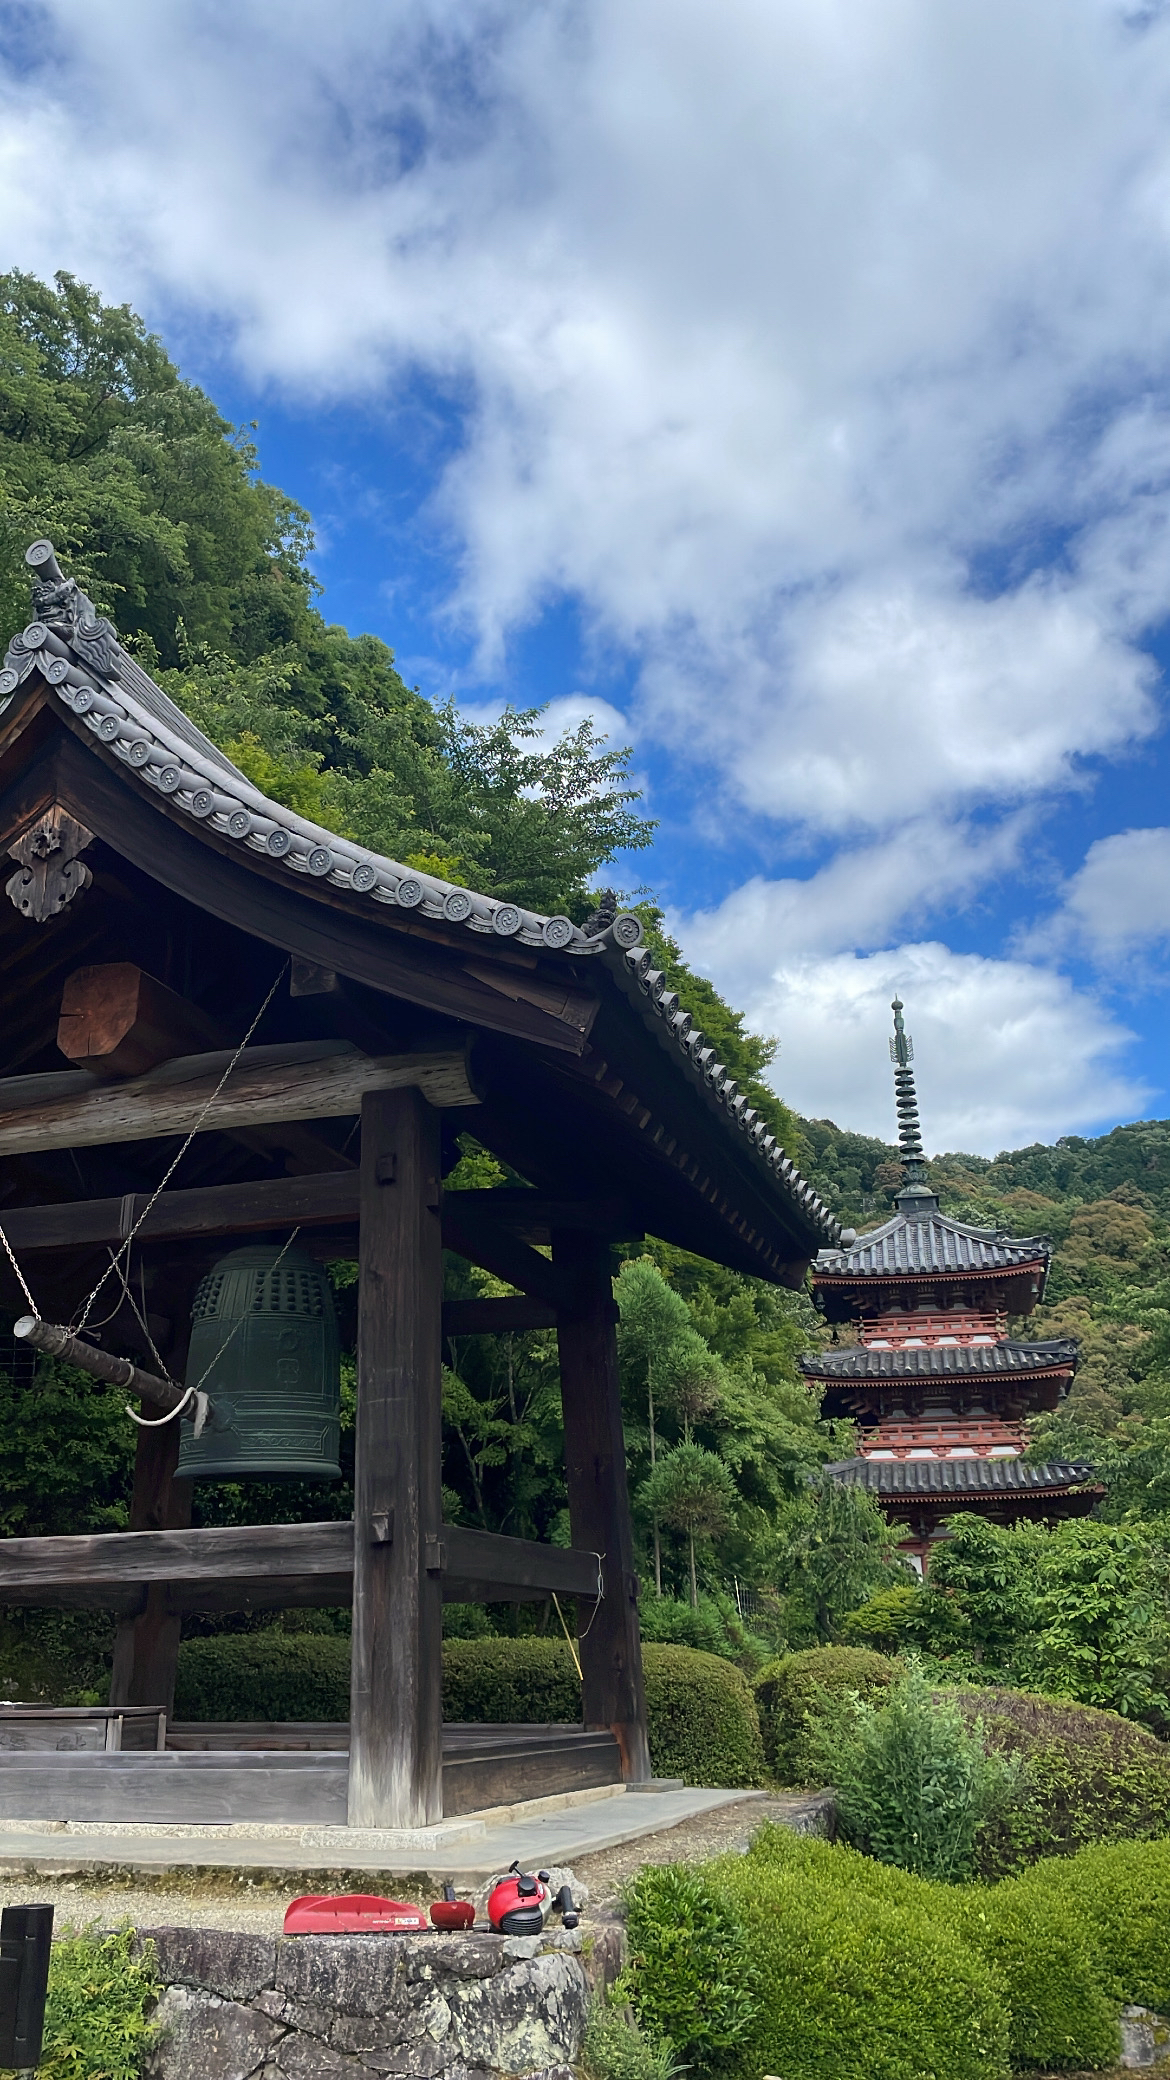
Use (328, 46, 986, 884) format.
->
(640, 1443, 738, 1607)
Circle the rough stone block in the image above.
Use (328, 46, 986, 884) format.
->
(271, 2033, 374, 2079)
(145, 1984, 285, 2080)
(404, 1934, 507, 1982)
(448, 1954, 589, 2077)
(276, 1933, 406, 2015)
(139, 1928, 277, 2003)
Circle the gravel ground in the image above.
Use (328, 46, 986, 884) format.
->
(0, 1794, 808, 1935)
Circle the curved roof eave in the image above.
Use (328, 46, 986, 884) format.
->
(1, 541, 842, 1250)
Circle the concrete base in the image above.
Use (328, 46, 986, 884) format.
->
(0, 1784, 777, 1882)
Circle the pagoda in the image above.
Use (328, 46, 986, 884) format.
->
(799, 1000, 1101, 1568)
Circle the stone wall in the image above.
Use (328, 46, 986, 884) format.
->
(139, 1924, 592, 2080)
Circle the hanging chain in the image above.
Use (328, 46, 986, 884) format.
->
(73, 960, 290, 1335)
(0, 1222, 37, 1316)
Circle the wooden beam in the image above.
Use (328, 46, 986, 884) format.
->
(2, 1171, 361, 1253)
(0, 1039, 479, 1156)
(57, 962, 221, 1078)
(350, 1085, 445, 1829)
(0, 1519, 602, 1612)
(442, 1295, 557, 1336)
(3, 1180, 626, 1262)
(554, 1228, 651, 1782)
(442, 1207, 571, 1310)
(441, 1525, 601, 1601)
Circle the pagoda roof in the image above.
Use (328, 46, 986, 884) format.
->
(800, 1338, 1078, 1382)
(813, 1202, 1050, 1282)
(825, 1455, 1099, 1500)
(0, 543, 840, 1283)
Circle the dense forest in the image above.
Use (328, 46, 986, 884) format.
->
(2, 271, 1168, 1703)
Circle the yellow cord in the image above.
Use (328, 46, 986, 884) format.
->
(551, 1592, 584, 1682)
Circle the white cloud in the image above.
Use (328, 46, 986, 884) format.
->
(676, 940, 1150, 1154)
(672, 815, 1032, 977)
(2, 0, 1169, 1142)
(1044, 827, 1170, 962)
(1, 0, 1168, 838)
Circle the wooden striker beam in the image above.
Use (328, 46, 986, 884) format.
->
(553, 1227, 651, 1781)
(349, 1085, 445, 1828)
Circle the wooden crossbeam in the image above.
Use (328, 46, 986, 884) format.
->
(0, 1520, 602, 1614)
(1, 1171, 360, 1253)
(3, 1178, 629, 1259)
(0, 1040, 478, 1157)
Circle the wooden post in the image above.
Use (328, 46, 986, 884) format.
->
(108, 1421, 192, 1714)
(108, 1271, 202, 1715)
(349, 1086, 444, 1827)
(553, 1229, 651, 1782)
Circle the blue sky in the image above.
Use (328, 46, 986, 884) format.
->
(2, 0, 1169, 1154)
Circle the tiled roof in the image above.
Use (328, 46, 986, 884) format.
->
(0, 541, 843, 1248)
(826, 1455, 1100, 1498)
(814, 1210, 1050, 1279)
(800, 1338, 1079, 1381)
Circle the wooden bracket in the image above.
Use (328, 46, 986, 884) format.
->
(6, 805, 93, 923)
(369, 1511, 394, 1546)
(425, 1538, 446, 1573)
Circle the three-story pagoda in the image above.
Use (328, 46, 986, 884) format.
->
(799, 1000, 1102, 1567)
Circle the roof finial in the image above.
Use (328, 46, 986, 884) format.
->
(889, 997, 927, 1176)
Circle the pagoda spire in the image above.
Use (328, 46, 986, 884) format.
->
(889, 998, 937, 1211)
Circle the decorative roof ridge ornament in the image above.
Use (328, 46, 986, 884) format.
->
(888, 996, 939, 1214)
(26, 540, 123, 682)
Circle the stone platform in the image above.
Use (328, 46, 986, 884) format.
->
(0, 1784, 783, 1884)
(136, 1921, 597, 2080)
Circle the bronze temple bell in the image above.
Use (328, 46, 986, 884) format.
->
(176, 1246, 342, 1480)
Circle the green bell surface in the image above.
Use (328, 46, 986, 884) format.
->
(176, 1245, 342, 1480)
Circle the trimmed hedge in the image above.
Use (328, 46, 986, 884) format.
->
(741, 1827, 1119, 2074)
(1013, 1838, 1170, 2013)
(175, 1630, 351, 1720)
(175, 1633, 764, 1787)
(752, 1644, 900, 1783)
(642, 1644, 763, 1787)
(624, 1847, 1009, 2080)
(952, 1686, 1170, 1875)
(624, 1829, 1170, 2077)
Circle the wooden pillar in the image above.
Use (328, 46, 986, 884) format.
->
(349, 1086, 444, 1828)
(108, 1273, 202, 1715)
(553, 1229, 651, 1782)
(108, 1419, 192, 1713)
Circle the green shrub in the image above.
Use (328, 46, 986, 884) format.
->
(840, 1585, 922, 1652)
(643, 1645, 764, 1787)
(952, 1687, 1170, 1875)
(175, 1631, 351, 1719)
(759, 1829, 1124, 2073)
(176, 1633, 764, 1786)
(441, 1638, 582, 1722)
(1014, 1838, 1170, 2011)
(580, 2004, 681, 2080)
(947, 1884, 1120, 2072)
(820, 1664, 1018, 1881)
(753, 1644, 900, 1783)
(24, 1928, 160, 2080)
(623, 1850, 1009, 2080)
(621, 1863, 758, 2063)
